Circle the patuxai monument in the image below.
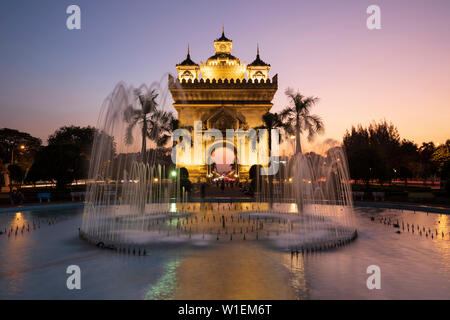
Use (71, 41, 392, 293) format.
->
(169, 28, 278, 180)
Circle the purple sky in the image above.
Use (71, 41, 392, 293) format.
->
(0, 0, 449, 150)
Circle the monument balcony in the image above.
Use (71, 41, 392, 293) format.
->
(168, 74, 278, 105)
(168, 73, 277, 87)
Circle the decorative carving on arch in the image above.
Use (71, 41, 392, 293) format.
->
(202, 107, 248, 131)
(181, 70, 194, 81)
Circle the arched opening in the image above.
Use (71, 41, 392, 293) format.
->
(211, 146, 236, 173)
(206, 140, 238, 179)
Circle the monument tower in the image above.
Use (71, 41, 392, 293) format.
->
(168, 29, 278, 180)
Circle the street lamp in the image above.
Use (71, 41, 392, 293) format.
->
(11, 144, 26, 164)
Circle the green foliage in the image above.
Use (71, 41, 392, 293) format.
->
(343, 121, 421, 184)
(440, 159, 450, 193)
(249, 164, 262, 180)
(432, 140, 450, 174)
(179, 167, 189, 179)
(48, 125, 115, 157)
(123, 89, 175, 157)
(48, 126, 96, 155)
(26, 144, 88, 189)
(279, 88, 324, 154)
(344, 122, 449, 190)
(396, 139, 419, 184)
(0, 128, 42, 169)
(180, 178, 192, 193)
(177, 167, 191, 192)
(418, 142, 439, 180)
(7, 164, 24, 185)
(248, 164, 263, 195)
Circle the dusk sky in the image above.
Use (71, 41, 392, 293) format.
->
(1, 0, 449, 151)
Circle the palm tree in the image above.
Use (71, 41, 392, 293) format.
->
(170, 119, 194, 147)
(254, 112, 284, 200)
(123, 89, 174, 160)
(280, 88, 324, 154)
(257, 112, 284, 153)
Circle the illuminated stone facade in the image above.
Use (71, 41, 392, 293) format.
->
(169, 29, 277, 181)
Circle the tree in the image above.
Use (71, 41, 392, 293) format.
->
(343, 124, 389, 184)
(179, 167, 191, 193)
(279, 88, 324, 154)
(45, 126, 116, 182)
(418, 142, 438, 184)
(0, 159, 6, 187)
(396, 139, 419, 186)
(257, 112, 285, 151)
(7, 164, 25, 187)
(26, 144, 88, 189)
(254, 112, 284, 200)
(432, 140, 450, 190)
(249, 164, 263, 196)
(48, 125, 115, 158)
(124, 89, 174, 160)
(48, 126, 96, 156)
(432, 140, 450, 169)
(368, 120, 401, 183)
(343, 121, 411, 185)
(441, 160, 450, 193)
(0, 128, 42, 168)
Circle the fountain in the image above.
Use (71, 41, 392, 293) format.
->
(243, 147, 357, 251)
(80, 80, 357, 253)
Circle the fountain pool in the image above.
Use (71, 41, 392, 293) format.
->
(0, 204, 448, 299)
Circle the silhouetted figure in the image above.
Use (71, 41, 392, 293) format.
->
(9, 191, 15, 205)
(200, 183, 206, 198)
(16, 190, 24, 204)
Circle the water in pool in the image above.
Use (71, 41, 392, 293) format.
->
(0, 204, 448, 299)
